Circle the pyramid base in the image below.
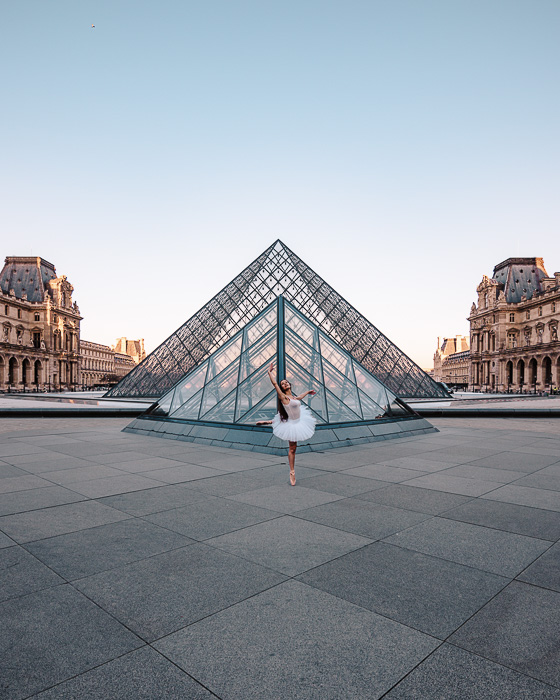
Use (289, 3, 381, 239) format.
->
(123, 416, 438, 455)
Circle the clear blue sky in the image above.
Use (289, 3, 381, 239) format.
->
(2, 1, 558, 368)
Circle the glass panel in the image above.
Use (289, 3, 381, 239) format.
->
(285, 305, 317, 347)
(171, 388, 204, 419)
(285, 357, 327, 421)
(321, 359, 362, 416)
(353, 364, 390, 411)
(201, 390, 237, 422)
(169, 362, 208, 415)
(387, 397, 414, 417)
(199, 357, 240, 417)
(244, 305, 277, 350)
(206, 335, 243, 382)
(325, 390, 362, 423)
(238, 391, 278, 424)
(144, 390, 175, 416)
(319, 334, 354, 380)
(238, 329, 276, 382)
(358, 390, 386, 420)
(285, 328, 322, 381)
(235, 364, 276, 421)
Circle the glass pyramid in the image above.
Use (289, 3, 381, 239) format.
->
(144, 297, 416, 426)
(107, 240, 446, 399)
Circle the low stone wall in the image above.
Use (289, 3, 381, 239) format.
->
(123, 416, 437, 455)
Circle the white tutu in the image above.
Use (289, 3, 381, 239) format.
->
(272, 404, 316, 442)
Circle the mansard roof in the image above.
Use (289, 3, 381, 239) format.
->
(106, 240, 447, 399)
(0, 256, 58, 303)
(492, 257, 549, 304)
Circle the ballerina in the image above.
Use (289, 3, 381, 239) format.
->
(257, 362, 316, 485)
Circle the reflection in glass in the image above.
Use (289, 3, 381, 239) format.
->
(199, 358, 240, 417)
(201, 390, 237, 422)
(285, 306, 316, 347)
(244, 306, 277, 350)
(169, 362, 208, 415)
(238, 330, 276, 382)
(207, 336, 242, 382)
(286, 357, 327, 421)
(319, 334, 354, 380)
(285, 328, 322, 381)
(353, 364, 390, 410)
(172, 388, 204, 419)
(235, 364, 276, 421)
(238, 391, 277, 423)
(321, 359, 362, 416)
(325, 390, 362, 422)
(358, 390, 385, 419)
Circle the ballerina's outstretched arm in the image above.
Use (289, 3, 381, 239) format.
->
(294, 389, 317, 401)
(268, 362, 290, 404)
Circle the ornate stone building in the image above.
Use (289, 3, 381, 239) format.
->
(113, 337, 145, 365)
(0, 257, 82, 390)
(80, 339, 141, 388)
(433, 336, 470, 389)
(469, 257, 560, 391)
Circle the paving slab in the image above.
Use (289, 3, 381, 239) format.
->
(441, 464, 525, 483)
(25, 518, 194, 580)
(442, 499, 560, 541)
(227, 484, 344, 513)
(482, 484, 560, 512)
(378, 456, 459, 472)
(144, 496, 281, 541)
(0, 462, 28, 478)
(40, 464, 129, 485)
(0, 500, 130, 543)
(450, 581, 560, 688)
(33, 646, 216, 699)
(64, 473, 167, 498)
(296, 498, 431, 539)
(207, 515, 371, 576)
(384, 517, 550, 576)
(0, 584, 142, 700)
(98, 483, 210, 516)
(517, 541, 560, 592)
(0, 545, 64, 601)
(343, 463, 430, 482)
(466, 452, 560, 473)
(74, 543, 286, 641)
(384, 643, 560, 699)
(298, 542, 508, 638)
(404, 473, 503, 496)
(0, 474, 54, 493)
(355, 483, 472, 514)
(299, 472, 390, 496)
(0, 530, 15, 548)
(0, 485, 86, 516)
(514, 472, 560, 492)
(4, 454, 98, 472)
(184, 464, 322, 497)
(101, 456, 189, 473)
(154, 580, 438, 700)
(0, 442, 46, 457)
(141, 464, 228, 484)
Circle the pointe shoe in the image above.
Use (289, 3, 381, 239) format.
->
(290, 470, 296, 486)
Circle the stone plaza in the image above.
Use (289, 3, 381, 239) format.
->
(1, 414, 559, 698)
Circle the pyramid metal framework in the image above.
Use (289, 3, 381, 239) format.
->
(107, 240, 447, 399)
(144, 297, 416, 427)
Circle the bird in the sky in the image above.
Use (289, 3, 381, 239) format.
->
(91, 24, 95, 28)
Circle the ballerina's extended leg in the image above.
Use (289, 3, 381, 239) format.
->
(288, 441, 297, 485)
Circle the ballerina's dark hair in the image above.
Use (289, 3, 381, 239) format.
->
(277, 380, 292, 422)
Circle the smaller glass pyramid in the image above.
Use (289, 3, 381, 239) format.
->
(144, 297, 415, 426)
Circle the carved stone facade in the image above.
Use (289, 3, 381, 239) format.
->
(469, 257, 560, 391)
(0, 257, 82, 390)
(433, 336, 470, 389)
(80, 339, 144, 388)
